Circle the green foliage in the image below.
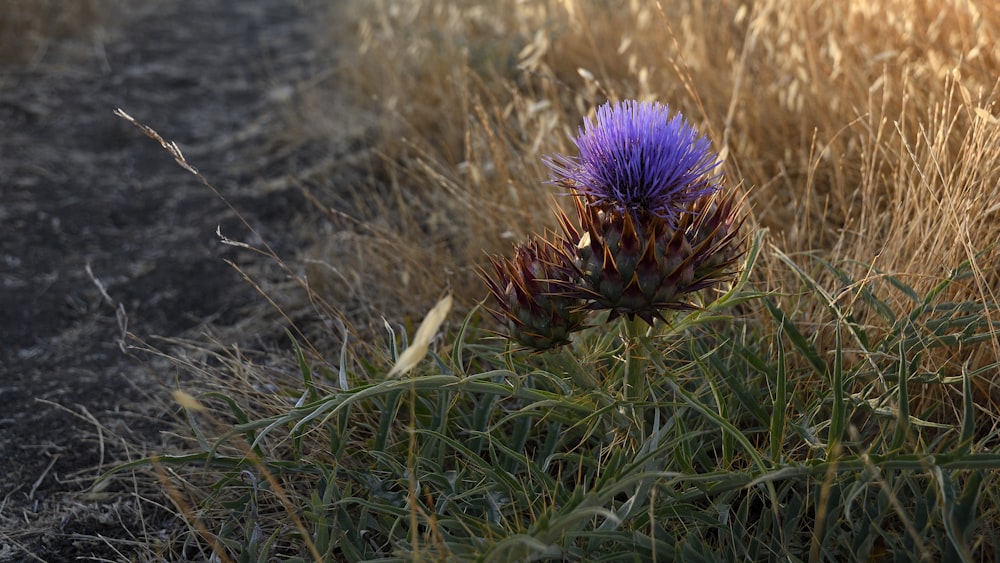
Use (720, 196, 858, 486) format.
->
(128, 234, 1000, 561)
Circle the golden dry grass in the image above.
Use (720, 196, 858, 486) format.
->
(297, 0, 1000, 402)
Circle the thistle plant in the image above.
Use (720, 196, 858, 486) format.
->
(483, 100, 745, 346)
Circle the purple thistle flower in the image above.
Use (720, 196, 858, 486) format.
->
(545, 100, 721, 223)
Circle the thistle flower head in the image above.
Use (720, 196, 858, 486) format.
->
(546, 100, 721, 224)
(566, 198, 697, 325)
(482, 100, 744, 343)
(560, 191, 745, 325)
(480, 235, 587, 350)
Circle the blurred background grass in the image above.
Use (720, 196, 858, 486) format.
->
(0, 0, 122, 66)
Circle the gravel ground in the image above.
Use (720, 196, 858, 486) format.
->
(0, 1, 341, 559)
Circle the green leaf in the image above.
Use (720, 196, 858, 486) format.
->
(959, 366, 975, 454)
(935, 467, 975, 563)
(763, 297, 828, 380)
(828, 322, 845, 455)
(287, 330, 317, 403)
(891, 337, 912, 450)
(770, 323, 788, 462)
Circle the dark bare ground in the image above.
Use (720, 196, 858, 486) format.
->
(0, 1, 354, 560)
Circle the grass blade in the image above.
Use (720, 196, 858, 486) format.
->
(828, 322, 845, 456)
(770, 323, 788, 462)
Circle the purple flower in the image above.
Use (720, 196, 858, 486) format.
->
(545, 100, 721, 223)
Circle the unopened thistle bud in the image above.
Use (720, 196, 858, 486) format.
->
(685, 190, 745, 291)
(480, 235, 587, 350)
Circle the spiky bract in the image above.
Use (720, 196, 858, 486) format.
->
(481, 235, 586, 350)
(686, 190, 746, 290)
(560, 194, 743, 325)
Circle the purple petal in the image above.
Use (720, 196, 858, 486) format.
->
(545, 100, 721, 223)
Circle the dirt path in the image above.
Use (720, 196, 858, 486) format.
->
(0, 1, 329, 559)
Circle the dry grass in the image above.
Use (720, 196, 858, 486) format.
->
(131, 3, 1000, 558)
(295, 0, 1000, 408)
(0, 0, 121, 66)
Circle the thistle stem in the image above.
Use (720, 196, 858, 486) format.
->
(623, 317, 647, 399)
(622, 316, 650, 442)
